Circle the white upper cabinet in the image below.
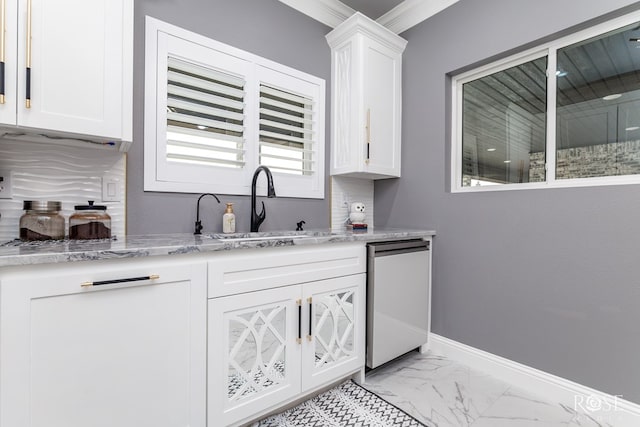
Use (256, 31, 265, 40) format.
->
(326, 12, 407, 179)
(0, 0, 133, 150)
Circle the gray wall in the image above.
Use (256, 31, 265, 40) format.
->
(128, 0, 331, 234)
(375, 0, 640, 403)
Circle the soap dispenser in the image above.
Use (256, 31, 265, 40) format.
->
(222, 203, 236, 234)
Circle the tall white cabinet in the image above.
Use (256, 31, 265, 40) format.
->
(326, 12, 407, 179)
(0, 0, 133, 148)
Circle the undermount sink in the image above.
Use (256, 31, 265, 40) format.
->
(214, 234, 309, 242)
(207, 231, 335, 242)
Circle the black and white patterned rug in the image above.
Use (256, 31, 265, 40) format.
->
(255, 380, 427, 427)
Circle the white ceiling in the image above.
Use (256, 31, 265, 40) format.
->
(339, 0, 405, 19)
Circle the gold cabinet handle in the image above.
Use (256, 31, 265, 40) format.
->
(25, 0, 31, 108)
(0, 0, 6, 104)
(81, 274, 160, 288)
(365, 108, 371, 165)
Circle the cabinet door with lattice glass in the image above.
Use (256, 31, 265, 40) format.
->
(301, 274, 366, 391)
(208, 286, 302, 427)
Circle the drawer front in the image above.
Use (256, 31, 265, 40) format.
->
(208, 243, 366, 298)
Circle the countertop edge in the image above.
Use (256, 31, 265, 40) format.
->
(0, 229, 436, 268)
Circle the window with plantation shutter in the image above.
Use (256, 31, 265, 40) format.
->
(145, 17, 325, 198)
(166, 57, 246, 169)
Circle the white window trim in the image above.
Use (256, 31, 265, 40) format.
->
(451, 9, 640, 193)
(144, 16, 325, 199)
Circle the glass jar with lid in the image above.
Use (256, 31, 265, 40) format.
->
(69, 201, 111, 240)
(20, 201, 65, 241)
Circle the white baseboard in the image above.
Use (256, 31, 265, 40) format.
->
(429, 333, 640, 427)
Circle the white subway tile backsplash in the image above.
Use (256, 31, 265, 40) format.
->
(0, 139, 126, 242)
(330, 176, 374, 231)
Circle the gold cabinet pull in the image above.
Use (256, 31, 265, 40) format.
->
(81, 274, 160, 288)
(25, 0, 31, 108)
(0, 0, 6, 104)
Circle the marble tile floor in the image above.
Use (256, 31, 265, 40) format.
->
(362, 351, 613, 427)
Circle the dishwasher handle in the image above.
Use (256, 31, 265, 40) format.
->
(368, 239, 429, 257)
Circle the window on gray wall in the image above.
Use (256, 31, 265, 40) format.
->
(461, 56, 547, 186)
(556, 22, 640, 180)
(452, 11, 640, 192)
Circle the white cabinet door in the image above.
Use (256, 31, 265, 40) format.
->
(208, 286, 302, 427)
(301, 274, 366, 391)
(362, 37, 402, 178)
(0, 260, 207, 427)
(15, 0, 131, 140)
(0, 0, 18, 126)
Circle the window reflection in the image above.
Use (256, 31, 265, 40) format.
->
(556, 22, 640, 179)
(461, 57, 547, 186)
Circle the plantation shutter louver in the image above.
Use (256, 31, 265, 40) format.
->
(259, 84, 315, 175)
(166, 57, 246, 168)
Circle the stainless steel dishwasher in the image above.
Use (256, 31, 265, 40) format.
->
(366, 239, 430, 369)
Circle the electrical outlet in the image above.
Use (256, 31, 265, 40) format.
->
(342, 193, 350, 208)
(0, 170, 13, 199)
(102, 175, 121, 202)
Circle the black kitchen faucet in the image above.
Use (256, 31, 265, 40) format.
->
(250, 166, 276, 232)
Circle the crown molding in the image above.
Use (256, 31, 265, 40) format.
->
(278, 0, 355, 28)
(279, 0, 460, 34)
(326, 12, 407, 53)
(377, 0, 460, 34)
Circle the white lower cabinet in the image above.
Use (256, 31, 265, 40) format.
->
(208, 274, 366, 427)
(0, 243, 368, 427)
(0, 259, 207, 427)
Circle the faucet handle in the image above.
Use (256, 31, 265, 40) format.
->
(194, 220, 203, 235)
(255, 201, 266, 228)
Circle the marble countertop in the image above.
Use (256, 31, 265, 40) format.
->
(0, 228, 435, 268)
